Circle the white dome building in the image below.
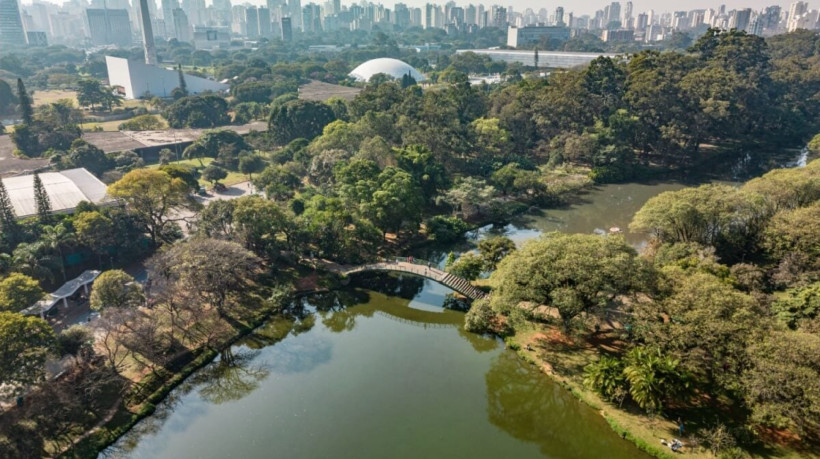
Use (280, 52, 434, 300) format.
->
(349, 58, 425, 82)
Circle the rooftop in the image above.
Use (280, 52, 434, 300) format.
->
(1, 168, 112, 218)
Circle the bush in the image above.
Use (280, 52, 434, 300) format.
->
(426, 215, 470, 243)
(465, 298, 495, 333)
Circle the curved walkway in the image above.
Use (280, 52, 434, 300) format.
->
(336, 259, 487, 300)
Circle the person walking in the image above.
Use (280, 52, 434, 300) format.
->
(677, 417, 684, 436)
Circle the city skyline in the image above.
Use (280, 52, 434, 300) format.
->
(17, 0, 819, 16)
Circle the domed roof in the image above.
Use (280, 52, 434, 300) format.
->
(349, 58, 425, 82)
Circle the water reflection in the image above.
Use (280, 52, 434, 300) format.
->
(190, 349, 269, 405)
(486, 352, 641, 459)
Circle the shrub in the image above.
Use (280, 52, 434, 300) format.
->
(465, 298, 495, 333)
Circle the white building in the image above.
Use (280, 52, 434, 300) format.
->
(105, 56, 229, 99)
(1, 168, 112, 219)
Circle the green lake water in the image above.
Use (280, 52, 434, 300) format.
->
(105, 281, 647, 459)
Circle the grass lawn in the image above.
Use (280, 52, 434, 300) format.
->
(32, 89, 78, 107)
(147, 158, 248, 187)
(81, 120, 127, 131)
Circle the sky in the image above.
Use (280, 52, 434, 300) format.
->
(22, 0, 816, 18)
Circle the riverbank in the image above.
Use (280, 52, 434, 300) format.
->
(61, 291, 287, 458)
(502, 325, 818, 459)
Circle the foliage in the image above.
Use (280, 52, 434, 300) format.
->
(0, 311, 54, 396)
(76, 78, 122, 111)
(118, 114, 166, 131)
(622, 347, 690, 413)
(147, 238, 261, 317)
(32, 173, 51, 222)
(89, 270, 144, 311)
(771, 282, 820, 329)
(490, 233, 648, 330)
(268, 99, 336, 145)
(742, 330, 820, 435)
(464, 298, 495, 333)
(446, 252, 484, 281)
(202, 165, 228, 185)
(425, 215, 469, 243)
(583, 356, 626, 401)
(164, 95, 230, 128)
(477, 236, 516, 271)
(0, 273, 44, 312)
(107, 169, 195, 245)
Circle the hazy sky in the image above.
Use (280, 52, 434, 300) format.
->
(396, 0, 811, 15)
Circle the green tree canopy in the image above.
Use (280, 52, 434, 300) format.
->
(89, 269, 144, 311)
(0, 311, 54, 395)
(0, 273, 44, 312)
(490, 233, 649, 329)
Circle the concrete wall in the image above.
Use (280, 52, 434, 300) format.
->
(105, 56, 229, 99)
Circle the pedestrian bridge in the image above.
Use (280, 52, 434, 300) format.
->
(336, 259, 487, 300)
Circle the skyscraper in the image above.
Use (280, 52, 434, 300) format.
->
(280, 16, 292, 40)
(245, 7, 259, 37)
(555, 6, 564, 26)
(289, 0, 301, 31)
(0, 0, 27, 45)
(172, 7, 190, 41)
(258, 7, 272, 37)
(86, 8, 133, 46)
(162, 0, 180, 37)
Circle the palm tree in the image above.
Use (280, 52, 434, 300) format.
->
(40, 224, 76, 282)
(12, 242, 56, 284)
(583, 355, 626, 400)
(623, 347, 690, 413)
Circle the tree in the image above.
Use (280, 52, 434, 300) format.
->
(32, 173, 51, 222)
(464, 298, 495, 333)
(363, 167, 424, 237)
(0, 273, 44, 312)
(446, 252, 484, 281)
(771, 282, 820, 330)
(60, 140, 113, 177)
(39, 223, 74, 281)
(238, 154, 265, 181)
(0, 311, 54, 396)
(633, 270, 759, 391)
(107, 169, 195, 245)
(268, 99, 336, 145)
(443, 177, 497, 219)
(56, 325, 93, 362)
(583, 356, 626, 402)
(490, 233, 649, 330)
(742, 330, 820, 435)
(76, 78, 121, 111)
(0, 179, 18, 243)
(164, 95, 230, 128)
(118, 114, 165, 131)
(477, 236, 516, 271)
(202, 165, 228, 186)
(74, 211, 115, 265)
(622, 346, 691, 413)
(176, 64, 188, 97)
(147, 238, 261, 317)
(17, 78, 33, 125)
(89, 269, 144, 311)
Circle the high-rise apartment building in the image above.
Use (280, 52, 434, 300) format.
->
(290, 0, 302, 31)
(86, 8, 133, 46)
(172, 7, 190, 41)
(280, 16, 292, 40)
(259, 7, 272, 37)
(0, 0, 27, 45)
(162, 0, 180, 38)
(245, 6, 259, 37)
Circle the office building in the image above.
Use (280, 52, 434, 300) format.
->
(0, 0, 27, 45)
(507, 25, 570, 47)
(281, 16, 292, 41)
(86, 8, 133, 47)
